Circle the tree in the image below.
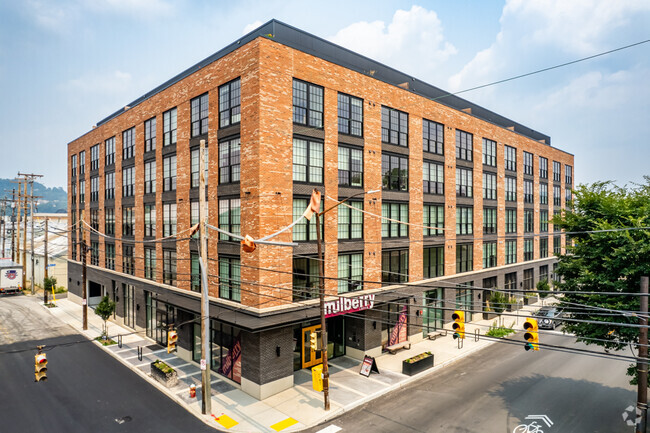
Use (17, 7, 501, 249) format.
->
(95, 295, 116, 340)
(43, 276, 57, 294)
(536, 279, 550, 299)
(487, 291, 509, 326)
(553, 179, 650, 384)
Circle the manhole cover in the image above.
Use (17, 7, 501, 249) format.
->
(115, 416, 132, 424)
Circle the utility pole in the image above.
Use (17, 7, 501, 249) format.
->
(10, 189, 16, 262)
(18, 172, 43, 295)
(314, 189, 330, 411)
(23, 181, 27, 292)
(198, 139, 211, 414)
(0, 198, 6, 258)
(637, 276, 649, 433)
(81, 210, 87, 330)
(14, 180, 21, 270)
(44, 217, 49, 304)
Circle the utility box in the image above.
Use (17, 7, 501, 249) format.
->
(311, 364, 323, 392)
(0, 259, 22, 295)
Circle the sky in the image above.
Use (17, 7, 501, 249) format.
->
(0, 0, 648, 189)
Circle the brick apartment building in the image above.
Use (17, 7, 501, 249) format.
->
(67, 20, 574, 399)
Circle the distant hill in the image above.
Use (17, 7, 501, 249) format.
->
(0, 179, 67, 214)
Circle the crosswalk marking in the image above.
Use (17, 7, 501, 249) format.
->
(315, 425, 342, 433)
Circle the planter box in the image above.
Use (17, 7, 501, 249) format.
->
(402, 353, 434, 376)
(150, 361, 178, 388)
(483, 312, 498, 320)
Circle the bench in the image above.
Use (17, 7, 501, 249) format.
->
(426, 330, 448, 340)
(386, 341, 411, 354)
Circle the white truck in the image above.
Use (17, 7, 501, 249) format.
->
(0, 259, 23, 295)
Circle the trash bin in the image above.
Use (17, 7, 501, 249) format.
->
(311, 364, 323, 392)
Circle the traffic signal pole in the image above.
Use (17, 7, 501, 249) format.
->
(199, 139, 211, 415)
(637, 276, 649, 433)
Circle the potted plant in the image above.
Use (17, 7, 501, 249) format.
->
(151, 359, 178, 387)
(402, 351, 434, 376)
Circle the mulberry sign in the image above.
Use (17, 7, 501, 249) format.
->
(325, 294, 375, 318)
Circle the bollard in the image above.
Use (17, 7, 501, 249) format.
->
(137, 346, 142, 361)
(118, 335, 122, 348)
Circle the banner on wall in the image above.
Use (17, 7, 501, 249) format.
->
(388, 305, 408, 346)
(219, 333, 242, 384)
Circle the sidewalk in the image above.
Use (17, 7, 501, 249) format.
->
(35, 295, 545, 432)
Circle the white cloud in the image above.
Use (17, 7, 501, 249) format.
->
(328, 5, 456, 82)
(83, 0, 174, 16)
(243, 20, 264, 35)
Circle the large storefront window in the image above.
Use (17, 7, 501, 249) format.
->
(145, 292, 176, 346)
(456, 283, 473, 322)
(123, 284, 135, 329)
(211, 320, 242, 384)
(423, 289, 443, 336)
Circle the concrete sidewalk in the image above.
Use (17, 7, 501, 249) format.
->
(33, 294, 546, 432)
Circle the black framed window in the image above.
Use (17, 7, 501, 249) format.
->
(163, 107, 177, 146)
(540, 210, 549, 232)
(71, 154, 77, 177)
(554, 210, 561, 232)
(482, 138, 496, 166)
(219, 78, 241, 128)
(553, 161, 561, 182)
(144, 248, 156, 280)
(219, 137, 241, 184)
(423, 119, 443, 154)
(539, 156, 548, 179)
(71, 183, 76, 205)
(483, 172, 496, 200)
(565, 188, 572, 206)
(524, 179, 533, 203)
(382, 249, 408, 283)
(163, 155, 177, 191)
(423, 161, 444, 195)
(163, 250, 177, 286)
(565, 165, 573, 186)
(218, 198, 240, 240)
(122, 206, 134, 237)
(293, 257, 319, 301)
(219, 256, 241, 302)
(505, 240, 517, 265)
(553, 185, 561, 206)
(90, 144, 100, 171)
(381, 202, 408, 238)
(338, 145, 363, 187)
(293, 137, 323, 184)
(524, 210, 534, 233)
(90, 176, 99, 202)
(122, 166, 134, 197)
(483, 242, 496, 268)
(79, 151, 86, 175)
(338, 93, 363, 137)
(292, 198, 323, 241)
(105, 137, 115, 165)
(338, 253, 363, 293)
(293, 79, 323, 128)
(163, 203, 177, 237)
(190, 253, 201, 293)
(540, 183, 548, 204)
(540, 238, 548, 258)
(455, 130, 473, 161)
(483, 207, 496, 234)
(504, 145, 516, 171)
(144, 117, 156, 152)
(144, 204, 156, 237)
(338, 201, 363, 240)
(122, 127, 135, 160)
(505, 272, 517, 291)
(524, 238, 534, 261)
(456, 244, 473, 273)
(505, 176, 516, 201)
(381, 106, 408, 146)
(456, 206, 473, 235)
(505, 208, 517, 234)
(553, 236, 562, 255)
(144, 160, 156, 194)
(191, 93, 209, 137)
(105, 243, 115, 270)
(191, 147, 209, 188)
(423, 204, 444, 236)
(105, 172, 114, 200)
(523, 151, 533, 175)
(381, 153, 408, 191)
(423, 246, 444, 278)
(90, 209, 99, 230)
(456, 167, 473, 197)
(105, 208, 114, 235)
(122, 244, 134, 275)
(79, 180, 85, 203)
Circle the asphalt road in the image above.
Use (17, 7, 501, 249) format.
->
(0, 295, 217, 433)
(307, 331, 637, 433)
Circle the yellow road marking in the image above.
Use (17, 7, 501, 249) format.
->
(270, 417, 298, 431)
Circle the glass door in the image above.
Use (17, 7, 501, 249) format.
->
(301, 325, 322, 369)
(423, 289, 443, 336)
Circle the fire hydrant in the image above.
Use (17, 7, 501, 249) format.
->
(189, 384, 196, 398)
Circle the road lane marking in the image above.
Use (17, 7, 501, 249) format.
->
(316, 426, 342, 433)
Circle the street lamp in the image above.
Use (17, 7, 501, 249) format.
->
(313, 188, 380, 410)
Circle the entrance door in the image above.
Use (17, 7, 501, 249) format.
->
(301, 325, 322, 369)
(423, 289, 443, 336)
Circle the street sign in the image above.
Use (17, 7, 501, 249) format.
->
(200, 359, 207, 371)
(46, 264, 56, 267)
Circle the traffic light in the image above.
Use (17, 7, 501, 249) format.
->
(310, 331, 319, 351)
(523, 318, 539, 351)
(167, 329, 178, 353)
(34, 353, 47, 382)
(452, 310, 465, 339)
